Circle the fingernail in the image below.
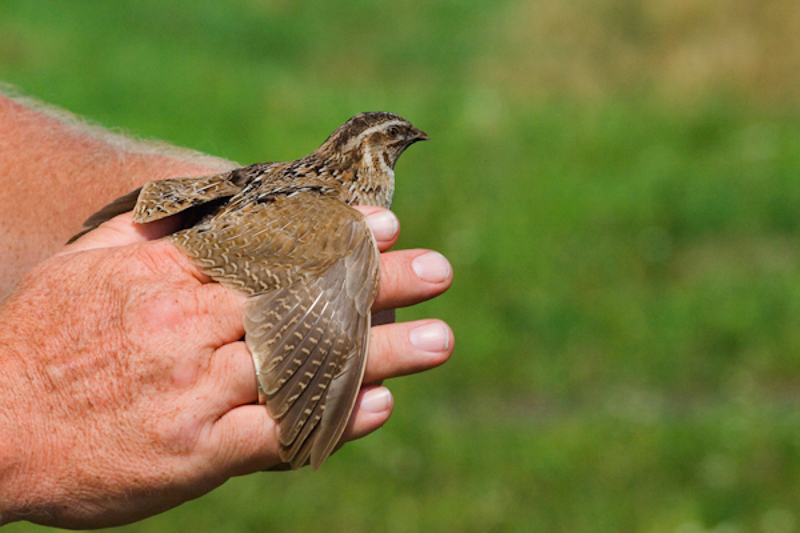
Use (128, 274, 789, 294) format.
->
(362, 387, 393, 413)
(412, 251, 451, 284)
(409, 322, 451, 352)
(366, 211, 399, 242)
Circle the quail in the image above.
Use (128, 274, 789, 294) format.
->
(69, 112, 428, 469)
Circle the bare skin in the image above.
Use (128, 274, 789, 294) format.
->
(0, 94, 454, 528)
(0, 94, 235, 292)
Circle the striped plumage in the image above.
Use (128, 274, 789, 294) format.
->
(71, 112, 428, 469)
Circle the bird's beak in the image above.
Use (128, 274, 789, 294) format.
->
(412, 128, 430, 142)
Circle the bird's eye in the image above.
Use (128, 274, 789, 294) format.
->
(387, 126, 400, 138)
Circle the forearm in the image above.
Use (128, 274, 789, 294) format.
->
(0, 346, 29, 527)
(0, 315, 40, 526)
(0, 93, 236, 295)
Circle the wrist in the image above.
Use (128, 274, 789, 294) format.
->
(0, 429, 19, 526)
(0, 313, 53, 526)
(0, 337, 28, 525)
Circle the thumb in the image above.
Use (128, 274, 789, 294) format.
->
(61, 212, 182, 254)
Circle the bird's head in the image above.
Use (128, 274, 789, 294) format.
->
(317, 112, 429, 172)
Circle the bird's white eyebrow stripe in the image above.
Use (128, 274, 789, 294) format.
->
(356, 120, 405, 140)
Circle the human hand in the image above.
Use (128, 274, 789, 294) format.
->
(0, 207, 453, 529)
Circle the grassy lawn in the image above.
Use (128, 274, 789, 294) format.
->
(3, 1, 800, 531)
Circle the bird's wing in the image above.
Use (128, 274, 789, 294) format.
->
(66, 171, 246, 243)
(169, 193, 380, 469)
(133, 173, 246, 223)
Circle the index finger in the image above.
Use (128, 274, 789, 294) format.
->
(352, 206, 400, 252)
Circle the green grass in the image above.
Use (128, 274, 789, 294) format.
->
(3, 1, 800, 531)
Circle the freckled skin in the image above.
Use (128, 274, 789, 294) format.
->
(0, 241, 235, 526)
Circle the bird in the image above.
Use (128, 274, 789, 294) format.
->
(69, 112, 429, 469)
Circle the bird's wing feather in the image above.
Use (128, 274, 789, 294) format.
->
(67, 171, 249, 243)
(169, 193, 380, 469)
(133, 173, 246, 223)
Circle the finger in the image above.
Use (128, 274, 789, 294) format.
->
(340, 386, 394, 442)
(192, 282, 247, 343)
(203, 341, 258, 413)
(353, 206, 400, 252)
(207, 389, 393, 475)
(374, 249, 453, 311)
(364, 319, 453, 384)
(62, 212, 183, 254)
(208, 318, 453, 471)
(70, 207, 394, 253)
(207, 404, 282, 475)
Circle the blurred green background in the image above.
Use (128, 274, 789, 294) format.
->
(3, 0, 800, 531)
